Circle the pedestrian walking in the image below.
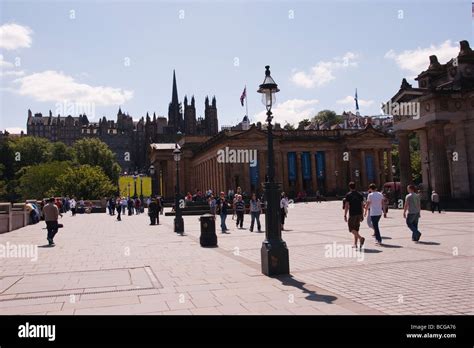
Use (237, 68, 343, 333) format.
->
(404, 184, 422, 242)
(431, 190, 441, 213)
(148, 197, 159, 225)
(249, 193, 262, 232)
(365, 183, 384, 246)
(382, 192, 389, 218)
(43, 197, 62, 246)
(135, 198, 141, 215)
(127, 197, 134, 215)
(209, 194, 217, 216)
(70, 197, 77, 216)
(344, 182, 365, 249)
(217, 192, 231, 233)
(280, 192, 289, 231)
(235, 194, 245, 229)
(116, 197, 123, 221)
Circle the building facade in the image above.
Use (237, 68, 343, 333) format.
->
(389, 39, 474, 200)
(26, 70, 219, 173)
(149, 124, 393, 199)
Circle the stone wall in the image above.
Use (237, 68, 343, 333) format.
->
(0, 203, 28, 234)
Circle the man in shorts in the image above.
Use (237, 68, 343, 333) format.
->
(344, 182, 365, 249)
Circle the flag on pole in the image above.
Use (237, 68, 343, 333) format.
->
(240, 87, 246, 107)
(354, 88, 359, 112)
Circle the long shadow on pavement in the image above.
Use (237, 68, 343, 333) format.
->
(380, 243, 403, 248)
(273, 275, 337, 303)
(416, 241, 441, 245)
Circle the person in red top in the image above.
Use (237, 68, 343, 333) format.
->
(134, 198, 141, 215)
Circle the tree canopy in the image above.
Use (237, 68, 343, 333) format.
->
(72, 138, 121, 182)
(0, 137, 121, 201)
(312, 110, 344, 127)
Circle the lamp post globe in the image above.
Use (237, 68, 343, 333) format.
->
(173, 145, 184, 234)
(257, 65, 289, 276)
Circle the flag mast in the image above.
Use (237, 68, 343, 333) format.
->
(245, 84, 249, 121)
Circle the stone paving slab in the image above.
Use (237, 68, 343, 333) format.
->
(0, 201, 472, 315)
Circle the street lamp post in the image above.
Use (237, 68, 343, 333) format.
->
(139, 174, 144, 201)
(133, 173, 138, 199)
(257, 65, 289, 276)
(173, 145, 184, 235)
(392, 165, 399, 203)
(149, 165, 155, 196)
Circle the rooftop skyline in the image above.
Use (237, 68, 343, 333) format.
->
(0, 0, 471, 133)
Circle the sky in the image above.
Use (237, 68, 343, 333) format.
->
(0, 0, 472, 133)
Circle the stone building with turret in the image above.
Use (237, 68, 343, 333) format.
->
(388, 39, 474, 203)
(26, 70, 220, 173)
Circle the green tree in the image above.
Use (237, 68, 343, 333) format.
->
(52, 141, 74, 162)
(72, 138, 121, 182)
(17, 161, 71, 200)
(298, 119, 311, 130)
(54, 165, 116, 199)
(9, 136, 53, 171)
(312, 110, 343, 127)
(283, 122, 295, 131)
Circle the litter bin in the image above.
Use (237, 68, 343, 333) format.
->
(199, 213, 217, 247)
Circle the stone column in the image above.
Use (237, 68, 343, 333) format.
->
(311, 151, 318, 193)
(448, 122, 470, 199)
(296, 152, 303, 193)
(374, 149, 381, 188)
(417, 129, 430, 201)
(397, 131, 412, 195)
(359, 150, 366, 190)
(282, 151, 289, 194)
(387, 149, 393, 182)
(326, 150, 336, 195)
(427, 122, 451, 198)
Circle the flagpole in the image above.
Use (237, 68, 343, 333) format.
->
(245, 84, 249, 121)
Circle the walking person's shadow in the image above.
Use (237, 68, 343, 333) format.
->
(274, 275, 337, 303)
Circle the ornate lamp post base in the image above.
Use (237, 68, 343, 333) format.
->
(174, 216, 184, 234)
(261, 181, 290, 276)
(261, 240, 290, 276)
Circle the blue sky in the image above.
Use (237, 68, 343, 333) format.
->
(0, 0, 471, 132)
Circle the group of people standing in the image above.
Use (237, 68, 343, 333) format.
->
(107, 197, 142, 221)
(344, 182, 423, 249)
(107, 196, 164, 224)
(208, 188, 265, 234)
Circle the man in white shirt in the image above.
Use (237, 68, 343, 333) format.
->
(70, 197, 77, 216)
(364, 183, 384, 246)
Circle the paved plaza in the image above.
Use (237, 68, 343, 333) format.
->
(0, 202, 472, 315)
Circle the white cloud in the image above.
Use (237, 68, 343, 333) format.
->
(291, 52, 359, 88)
(4, 127, 26, 134)
(254, 99, 319, 125)
(0, 70, 25, 77)
(0, 54, 14, 68)
(12, 70, 134, 106)
(337, 95, 374, 107)
(384, 40, 458, 75)
(0, 23, 33, 50)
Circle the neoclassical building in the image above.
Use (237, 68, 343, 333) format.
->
(149, 124, 393, 199)
(389, 40, 474, 200)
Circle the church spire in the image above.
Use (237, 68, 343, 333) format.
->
(172, 69, 179, 105)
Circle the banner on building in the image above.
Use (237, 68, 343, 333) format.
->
(288, 152, 296, 181)
(250, 157, 259, 185)
(119, 176, 152, 197)
(302, 152, 311, 180)
(366, 154, 375, 183)
(316, 151, 326, 178)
